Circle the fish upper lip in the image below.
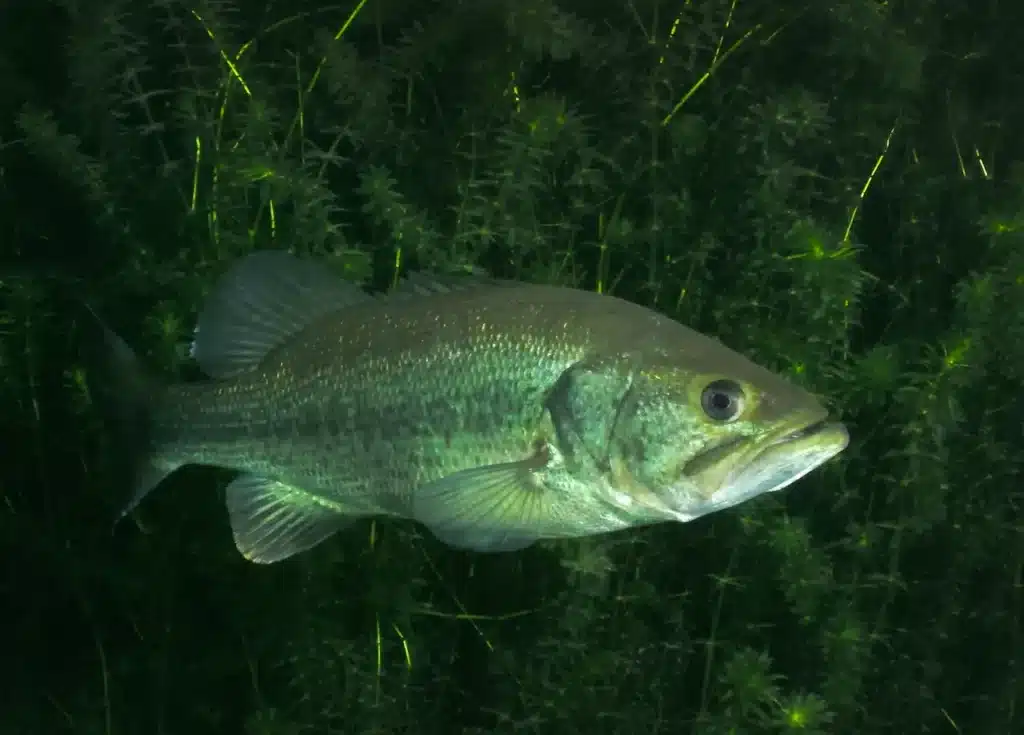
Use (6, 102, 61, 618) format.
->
(774, 418, 828, 444)
(765, 417, 849, 456)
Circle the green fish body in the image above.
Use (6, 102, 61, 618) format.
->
(95, 252, 848, 563)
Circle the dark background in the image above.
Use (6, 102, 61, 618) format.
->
(1, 1, 1022, 733)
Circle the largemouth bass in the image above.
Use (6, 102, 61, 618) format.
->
(91, 251, 848, 563)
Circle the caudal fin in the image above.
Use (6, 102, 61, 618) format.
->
(81, 305, 178, 521)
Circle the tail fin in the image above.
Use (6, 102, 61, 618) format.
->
(81, 304, 177, 521)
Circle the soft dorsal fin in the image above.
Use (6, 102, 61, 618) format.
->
(192, 251, 372, 378)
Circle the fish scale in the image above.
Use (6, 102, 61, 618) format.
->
(164, 329, 574, 503)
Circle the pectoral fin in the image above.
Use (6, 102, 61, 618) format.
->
(225, 474, 355, 563)
(428, 526, 539, 553)
(411, 460, 554, 553)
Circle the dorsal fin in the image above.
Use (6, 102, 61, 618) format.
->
(191, 251, 372, 378)
(386, 269, 515, 300)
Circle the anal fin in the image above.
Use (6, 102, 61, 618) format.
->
(225, 474, 355, 563)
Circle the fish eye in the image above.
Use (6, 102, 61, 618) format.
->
(700, 379, 745, 422)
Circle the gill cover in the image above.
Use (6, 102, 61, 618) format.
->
(546, 356, 636, 474)
(544, 356, 678, 523)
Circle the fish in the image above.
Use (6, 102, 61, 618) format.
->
(87, 250, 849, 563)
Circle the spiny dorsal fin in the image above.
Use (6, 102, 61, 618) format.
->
(387, 269, 516, 299)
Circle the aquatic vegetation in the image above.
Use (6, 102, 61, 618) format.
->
(1, 0, 1020, 733)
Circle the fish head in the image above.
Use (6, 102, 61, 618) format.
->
(598, 334, 849, 524)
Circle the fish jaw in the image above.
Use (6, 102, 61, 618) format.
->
(670, 414, 849, 521)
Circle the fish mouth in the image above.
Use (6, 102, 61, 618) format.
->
(770, 418, 839, 447)
(711, 417, 849, 510)
(664, 413, 849, 522)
